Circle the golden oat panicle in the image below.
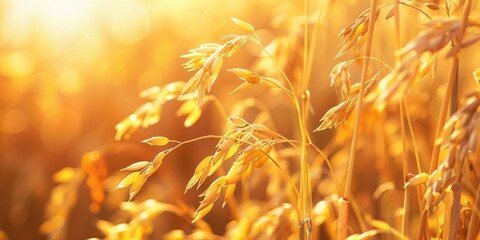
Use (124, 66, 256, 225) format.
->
(424, 90, 480, 212)
(187, 120, 278, 222)
(115, 81, 185, 140)
(179, 33, 249, 106)
(95, 200, 184, 239)
(40, 168, 85, 239)
(336, 7, 380, 58)
(117, 151, 166, 201)
(372, 18, 480, 108)
(315, 60, 387, 131)
(81, 151, 108, 213)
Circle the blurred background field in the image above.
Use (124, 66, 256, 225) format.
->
(0, 1, 309, 239)
(1, 0, 479, 239)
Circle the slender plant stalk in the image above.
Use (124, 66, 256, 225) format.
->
(251, 10, 314, 239)
(337, 1, 377, 239)
(466, 181, 480, 240)
(299, 1, 313, 239)
(403, 99, 422, 174)
(400, 101, 411, 239)
(444, 58, 460, 240)
(419, 0, 473, 238)
(392, 1, 412, 238)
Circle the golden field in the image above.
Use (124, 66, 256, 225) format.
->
(0, 0, 479, 239)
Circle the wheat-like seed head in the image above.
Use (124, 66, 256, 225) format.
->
(179, 35, 248, 106)
(372, 17, 480, 109)
(115, 81, 185, 140)
(336, 8, 380, 58)
(186, 119, 280, 222)
(95, 200, 183, 240)
(316, 62, 389, 131)
(81, 151, 108, 213)
(254, 15, 309, 89)
(40, 168, 85, 239)
(424, 91, 480, 213)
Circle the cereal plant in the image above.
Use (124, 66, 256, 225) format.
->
(1, 0, 479, 240)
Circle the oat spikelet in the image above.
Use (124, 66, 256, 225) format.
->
(187, 119, 278, 222)
(254, 15, 309, 88)
(94, 199, 183, 240)
(249, 203, 296, 239)
(115, 81, 185, 140)
(40, 168, 84, 240)
(424, 91, 480, 213)
(179, 35, 248, 106)
(117, 151, 166, 201)
(228, 68, 282, 94)
(81, 151, 108, 213)
(315, 61, 389, 131)
(336, 7, 380, 58)
(373, 17, 480, 109)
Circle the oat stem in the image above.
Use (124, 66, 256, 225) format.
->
(299, 1, 313, 238)
(419, 0, 473, 238)
(466, 181, 480, 240)
(400, 100, 411, 239)
(392, 1, 411, 238)
(403, 99, 422, 174)
(252, 16, 313, 238)
(338, 1, 377, 239)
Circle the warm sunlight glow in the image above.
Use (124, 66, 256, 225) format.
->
(39, 0, 93, 32)
(108, 0, 151, 44)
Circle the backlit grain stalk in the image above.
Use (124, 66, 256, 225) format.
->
(337, 1, 378, 239)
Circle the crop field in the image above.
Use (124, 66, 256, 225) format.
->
(0, 0, 479, 239)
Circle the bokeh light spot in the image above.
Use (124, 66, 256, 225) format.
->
(2, 110, 29, 134)
(41, 107, 82, 153)
(108, 0, 151, 44)
(0, 51, 35, 78)
(55, 68, 84, 95)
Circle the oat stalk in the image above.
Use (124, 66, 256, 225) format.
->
(250, 15, 314, 238)
(338, 1, 377, 239)
(299, 1, 313, 238)
(418, 0, 474, 238)
(466, 181, 480, 240)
